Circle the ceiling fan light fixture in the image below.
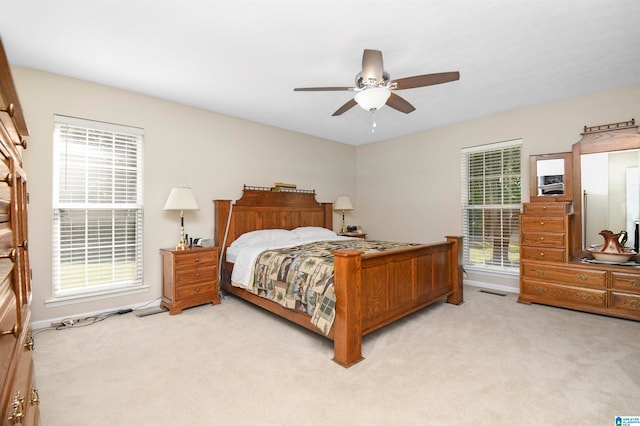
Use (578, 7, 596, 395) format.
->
(355, 87, 391, 112)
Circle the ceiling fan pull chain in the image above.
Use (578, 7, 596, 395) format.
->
(371, 110, 377, 133)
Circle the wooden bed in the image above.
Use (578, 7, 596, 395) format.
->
(214, 186, 463, 367)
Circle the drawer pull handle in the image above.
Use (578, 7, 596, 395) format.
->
(1, 323, 18, 338)
(576, 292, 591, 300)
(24, 334, 34, 351)
(535, 286, 546, 293)
(30, 388, 40, 406)
(1, 103, 14, 117)
(534, 268, 545, 276)
(0, 248, 17, 263)
(7, 391, 24, 425)
(577, 273, 589, 281)
(631, 280, 640, 288)
(0, 172, 13, 187)
(630, 300, 640, 309)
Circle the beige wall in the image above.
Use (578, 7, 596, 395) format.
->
(356, 83, 640, 291)
(13, 66, 356, 325)
(14, 62, 640, 322)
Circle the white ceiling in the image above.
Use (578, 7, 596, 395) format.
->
(1, 0, 639, 146)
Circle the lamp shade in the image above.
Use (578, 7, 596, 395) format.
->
(334, 195, 354, 211)
(355, 87, 391, 111)
(163, 187, 199, 211)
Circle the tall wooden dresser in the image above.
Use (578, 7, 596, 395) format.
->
(519, 123, 640, 322)
(0, 40, 39, 424)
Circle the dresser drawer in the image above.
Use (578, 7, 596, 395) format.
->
(521, 216, 567, 232)
(609, 292, 640, 314)
(173, 251, 216, 269)
(521, 279, 606, 308)
(611, 272, 640, 294)
(521, 231, 565, 247)
(521, 246, 566, 263)
(523, 203, 571, 215)
(175, 265, 216, 286)
(521, 262, 606, 288)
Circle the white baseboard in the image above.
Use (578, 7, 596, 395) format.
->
(464, 279, 519, 294)
(32, 298, 161, 330)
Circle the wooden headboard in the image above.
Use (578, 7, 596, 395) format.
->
(214, 186, 333, 257)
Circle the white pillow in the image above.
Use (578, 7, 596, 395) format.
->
(230, 229, 296, 248)
(291, 226, 337, 239)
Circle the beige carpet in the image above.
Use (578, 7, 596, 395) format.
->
(33, 285, 639, 425)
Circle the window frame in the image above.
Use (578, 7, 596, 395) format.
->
(461, 139, 522, 273)
(50, 115, 145, 303)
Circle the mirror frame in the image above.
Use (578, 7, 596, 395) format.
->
(571, 119, 640, 258)
(529, 152, 573, 203)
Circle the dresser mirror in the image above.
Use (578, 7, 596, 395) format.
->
(529, 152, 573, 202)
(572, 119, 640, 254)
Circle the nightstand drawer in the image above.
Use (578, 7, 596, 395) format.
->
(173, 251, 216, 269)
(175, 265, 217, 285)
(176, 282, 216, 300)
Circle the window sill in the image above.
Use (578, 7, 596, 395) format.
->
(45, 284, 150, 308)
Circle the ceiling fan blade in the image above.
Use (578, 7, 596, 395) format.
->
(332, 98, 358, 116)
(391, 71, 460, 90)
(361, 49, 384, 84)
(294, 86, 353, 92)
(386, 93, 416, 114)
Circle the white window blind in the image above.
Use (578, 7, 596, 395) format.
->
(52, 115, 144, 297)
(461, 140, 522, 271)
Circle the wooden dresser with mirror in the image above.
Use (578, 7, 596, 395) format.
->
(519, 119, 640, 321)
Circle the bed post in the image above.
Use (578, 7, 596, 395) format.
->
(321, 202, 333, 231)
(331, 249, 364, 368)
(445, 236, 464, 305)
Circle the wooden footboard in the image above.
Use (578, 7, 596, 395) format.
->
(332, 236, 463, 367)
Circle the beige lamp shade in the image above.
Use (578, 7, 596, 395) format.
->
(334, 195, 353, 211)
(163, 187, 199, 211)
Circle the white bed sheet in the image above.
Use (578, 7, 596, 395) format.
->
(229, 235, 351, 289)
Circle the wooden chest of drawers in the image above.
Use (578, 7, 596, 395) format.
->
(520, 202, 572, 263)
(160, 247, 221, 315)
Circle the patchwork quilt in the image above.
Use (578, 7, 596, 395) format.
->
(250, 239, 421, 335)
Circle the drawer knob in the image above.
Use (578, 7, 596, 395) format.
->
(0, 172, 13, 187)
(540, 221, 545, 226)
(24, 334, 34, 351)
(15, 138, 27, 150)
(1, 323, 18, 338)
(542, 206, 547, 210)
(195, 272, 200, 277)
(0, 248, 17, 263)
(539, 236, 545, 241)
(576, 292, 591, 300)
(30, 388, 40, 406)
(195, 257, 200, 262)
(539, 252, 545, 257)
(1, 103, 14, 117)
(577, 273, 589, 281)
(195, 287, 201, 293)
(7, 391, 24, 425)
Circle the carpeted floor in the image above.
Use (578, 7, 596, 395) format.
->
(32, 285, 639, 425)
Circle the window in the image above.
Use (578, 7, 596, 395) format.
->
(461, 140, 521, 271)
(52, 115, 144, 298)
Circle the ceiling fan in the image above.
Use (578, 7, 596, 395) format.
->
(294, 49, 460, 117)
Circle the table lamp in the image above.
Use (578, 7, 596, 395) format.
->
(334, 195, 354, 234)
(163, 186, 199, 250)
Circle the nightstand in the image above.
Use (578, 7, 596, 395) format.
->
(339, 232, 367, 239)
(160, 246, 220, 315)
